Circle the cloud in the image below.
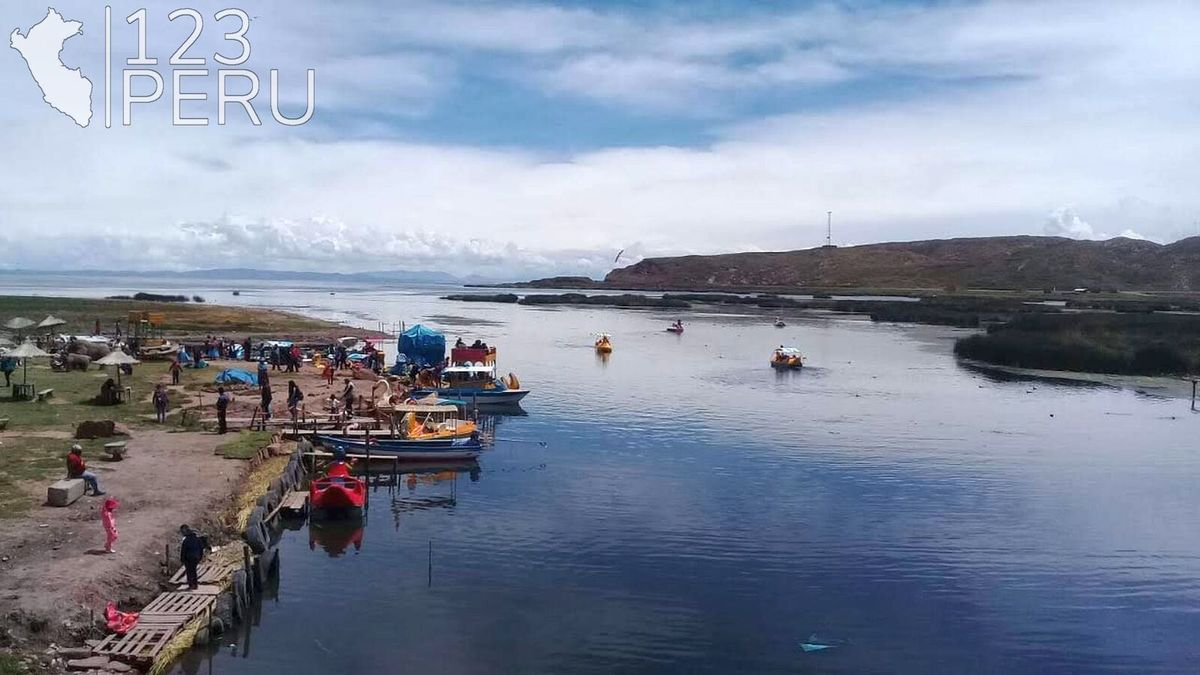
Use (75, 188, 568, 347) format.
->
(1044, 208, 1149, 242)
(3, 0, 1200, 278)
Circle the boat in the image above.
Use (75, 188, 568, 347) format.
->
(232, 290, 240, 296)
(412, 364, 530, 406)
(666, 320, 685, 334)
(309, 471, 366, 511)
(774, 318, 786, 328)
(594, 334, 613, 353)
(399, 408, 477, 439)
(770, 346, 804, 369)
(316, 435, 483, 461)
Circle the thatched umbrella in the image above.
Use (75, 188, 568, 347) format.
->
(95, 349, 141, 387)
(6, 340, 49, 385)
(37, 315, 66, 330)
(4, 317, 35, 341)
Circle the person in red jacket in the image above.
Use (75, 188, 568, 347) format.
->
(67, 445, 104, 495)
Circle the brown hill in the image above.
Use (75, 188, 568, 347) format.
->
(603, 236, 1200, 291)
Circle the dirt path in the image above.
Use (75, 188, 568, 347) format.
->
(0, 429, 243, 645)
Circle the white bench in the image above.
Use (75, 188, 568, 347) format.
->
(47, 479, 85, 507)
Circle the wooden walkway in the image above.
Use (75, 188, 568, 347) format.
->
(279, 491, 308, 514)
(169, 560, 236, 587)
(93, 589, 219, 664)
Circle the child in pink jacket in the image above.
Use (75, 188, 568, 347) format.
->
(101, 497, 120, 554)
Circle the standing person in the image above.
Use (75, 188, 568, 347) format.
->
(216, 387, 232, 434)
(0, 354, 15, 388)
(169, 358, 181, 385)
(178, 525, 210, 590)
(100, 497, 119, 554)
(94, 318, 101, 336)
(260, 384, 273, 421)
(287, 380, 304, 421)
(322, 359, 334, 386)
(341, 378, 355, 416)
(152, 384, 169, 423)
(243, 337, 252, 362)
(257, 359, 270, 389)
(290, 345, 302, 372)
(66, 445, 104, 495)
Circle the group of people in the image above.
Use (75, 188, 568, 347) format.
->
(262, 343, 304, 372)
(68, 445, 208, 584)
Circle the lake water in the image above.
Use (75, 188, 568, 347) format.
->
(4, 274, 1199, 673)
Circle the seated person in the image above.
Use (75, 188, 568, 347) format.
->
(66, 444, 104, 495)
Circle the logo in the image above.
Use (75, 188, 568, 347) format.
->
(10, 6, 316, 128)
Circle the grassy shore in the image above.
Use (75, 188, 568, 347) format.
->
(0, 295, 351, 340)
(954, 313, 1200, 376)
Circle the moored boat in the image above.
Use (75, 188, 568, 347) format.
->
(316, 435, 483, 461)
(310, 469, 366, 512)
(412, 364, 530, 406)
(771, 346, 804, 369)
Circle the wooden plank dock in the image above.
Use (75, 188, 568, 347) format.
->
(279, 491, 308, 514)
(169, 560, 236, 587)
(93, 624, 178, 662)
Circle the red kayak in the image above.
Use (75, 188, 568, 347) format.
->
(310, 474, 366, 510)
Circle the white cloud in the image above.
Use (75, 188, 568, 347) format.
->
(3, 0, 1200, 277)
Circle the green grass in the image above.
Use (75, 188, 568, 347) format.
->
(0, 654, 27, 675)
(0, 294, 341, 337)
(0, 362, 165, 431)
(0, 437, 110, 518)
(955, 313, 1200, 375)
(216, 430, 274, 459)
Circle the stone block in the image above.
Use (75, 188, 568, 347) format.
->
(47, 479, 85, 507)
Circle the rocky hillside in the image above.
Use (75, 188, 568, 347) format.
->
(604, 236, 1200, 291)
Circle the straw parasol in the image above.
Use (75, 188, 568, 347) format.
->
(95, 349, 141, 386)
(37, 315, 66, 330)
(6, 340, 50, 385)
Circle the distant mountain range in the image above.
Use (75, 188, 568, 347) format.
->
(509, 236, 1200, 292)
(603, 236, 1200, 291)
(0, 267, 493, 285)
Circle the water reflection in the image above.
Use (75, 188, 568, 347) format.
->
(309, 520, 364, 557)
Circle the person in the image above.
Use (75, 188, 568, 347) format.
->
(257, 358, 270, 389)
(101, 497, 119, 554)
(178, 525, 210, 590)
(216, 387, 232, 434)
(287, 380, 304, 421)
(169, 358, 182, 385)
(341, 378, 355, 416)
(0, 354, 15, 388)
(471, 339, 483, 349)
(67, 445, 104, 495)
(243, 337, 253, 362)
(260, 384, 273, 421)
(454, 337, 466, 349)
(327, 447, 351, 478)
(335, 345, 348, 370)
(152, 384, 169, 423)
(322, 360, 334, 386)
(289, 345, 302, 372)
(94, 318, 101, 336)
(98, 378, 117, 406)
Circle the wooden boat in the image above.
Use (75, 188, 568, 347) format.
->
(315, 435, 483, 461)
(666, 321, 684, 334)
(771, 347, 804, 369)
(594, 334, 613, 353)
(774, 318, 786, 328)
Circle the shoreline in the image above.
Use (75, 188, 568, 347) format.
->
(0, 297, 383, 674)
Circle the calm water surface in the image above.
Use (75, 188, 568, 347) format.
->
(4, 275, 1199, 673)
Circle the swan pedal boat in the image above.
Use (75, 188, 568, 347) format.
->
(771, 347, 804, 369)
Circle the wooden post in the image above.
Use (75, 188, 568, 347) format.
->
(427, 539, 432, 587)
(242, 545, 252, 595)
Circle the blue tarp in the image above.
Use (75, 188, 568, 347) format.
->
(397, 324, 445, 368)
(214, 368, 258, 386)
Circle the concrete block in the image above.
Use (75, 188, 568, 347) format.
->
(47, 479, 85, 507)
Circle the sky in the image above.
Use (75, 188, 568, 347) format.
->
(2, 0, 1199, 280)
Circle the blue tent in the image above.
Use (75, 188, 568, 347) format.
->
(397, 324, 445, 368)
(214, 368, 258, 386)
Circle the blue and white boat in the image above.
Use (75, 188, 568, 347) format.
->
(411, 364, 530, 406)
(315, 435, 483, 461)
